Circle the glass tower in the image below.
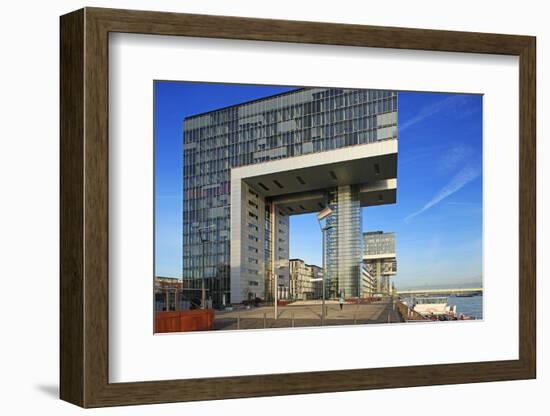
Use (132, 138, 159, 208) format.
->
(325, 185, 363, 299)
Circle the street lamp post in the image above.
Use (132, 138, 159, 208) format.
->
(197, 224, 215, 309)
(316, 207, 333, 325)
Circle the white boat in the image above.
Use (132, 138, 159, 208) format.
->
(412, 296, 457, 319)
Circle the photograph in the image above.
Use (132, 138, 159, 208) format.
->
(51, 4, 538, 409)
(153, 82, 483, 333)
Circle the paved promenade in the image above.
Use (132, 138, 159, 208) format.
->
(213, 298, 402, 330)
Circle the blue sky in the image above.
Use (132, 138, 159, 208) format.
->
(154, 82, 482, 289)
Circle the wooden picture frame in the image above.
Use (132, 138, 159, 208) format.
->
(60, 7, 536, 408)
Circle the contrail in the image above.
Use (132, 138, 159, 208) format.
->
(405, 165, 480, 222)
(400, 95, 467, 132)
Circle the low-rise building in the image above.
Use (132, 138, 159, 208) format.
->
(289, 259, 323, 300)
(154, 276, 184, 311)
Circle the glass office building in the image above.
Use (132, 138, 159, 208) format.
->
(182, 87, 398, 306)
(363, 231, 397, 294)
(325, 185, 363, 299)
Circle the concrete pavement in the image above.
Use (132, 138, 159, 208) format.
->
(213, 298, 403, 330)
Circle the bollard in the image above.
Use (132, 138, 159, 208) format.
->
(387, 313, 391, 323)
(263, 312, 267, 328)
(237, 313, 240, 329)
(291, 313, 295, 327)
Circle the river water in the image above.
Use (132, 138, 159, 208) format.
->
(448, 295, 483, 319)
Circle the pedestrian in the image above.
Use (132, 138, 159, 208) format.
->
(339, 294, 344, 311)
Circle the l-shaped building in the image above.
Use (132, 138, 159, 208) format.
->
(181, 87, 398, 306)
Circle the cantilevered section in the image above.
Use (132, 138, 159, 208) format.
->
(232, 139, 397, 205)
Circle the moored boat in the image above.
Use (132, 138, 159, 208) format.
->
(412, 296, 457, 320)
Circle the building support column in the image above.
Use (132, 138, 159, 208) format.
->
(271, 200, 277, 319)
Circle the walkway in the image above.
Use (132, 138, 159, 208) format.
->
(213, 298, 404, 330)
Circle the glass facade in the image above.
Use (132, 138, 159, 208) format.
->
(364, 231, 396, 255)
(182, 87, 397, 306)
(325, 185, 363, 298)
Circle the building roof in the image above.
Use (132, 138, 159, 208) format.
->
(155, 276, 182, 281)
(184, 86, 305, 120)
(289, 258, 322, 269)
